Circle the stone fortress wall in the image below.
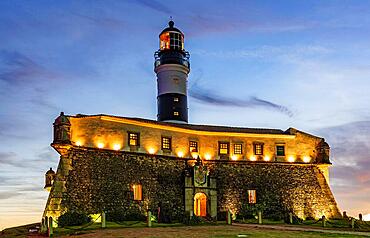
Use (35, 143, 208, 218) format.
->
(43, 113, 341, 221)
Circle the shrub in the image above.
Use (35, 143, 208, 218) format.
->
(217, 211, 228, 221)
(183, 214, 204, 225)
(58, 211, 91, 227)
(106, 210, 146, 222)
(283, 214, 303, 224)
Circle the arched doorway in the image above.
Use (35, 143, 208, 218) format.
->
(194, 192, 207, 217)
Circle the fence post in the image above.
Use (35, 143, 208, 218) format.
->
(45, 216, 49, 231)
(147, 210, 152, 227)
(101, 211, 106, 228)
(44, 217, 48, 232)
(351, 218, 355, 229)
(359, 214, 363, 221)
(258, 211, 262, 224)
(227, 210, 232, 225)
(289, 213, 293, 224)
(321, 215, 326, 228)
(343, 211, 347, 218)
(48, 217, 53, 237)
(40, 218, 45, 233)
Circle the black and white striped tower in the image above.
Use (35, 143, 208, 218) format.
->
(154, 20, 190, 123)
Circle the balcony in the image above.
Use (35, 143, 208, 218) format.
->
(154, 50, 190, 69)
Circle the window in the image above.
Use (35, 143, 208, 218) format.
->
(128, 132, 139, 146)
(174, 111, 179, 116)
(174, 97, 179, 102)
(234, 143, 243, 154)
(169, 32, 183, 50)
(189, 141, 198, 153)
(132, 184, 142, 201)
(219, 142, 229, 155)
(276, 145, 285, 156)
(248, 190, 256, 204)
(162, 137, 171, 150)
(254, 143, 263, 155)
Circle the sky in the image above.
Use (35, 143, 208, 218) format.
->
(1, 0, 370, 229)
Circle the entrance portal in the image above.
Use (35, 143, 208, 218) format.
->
(194, 193, 207, 217)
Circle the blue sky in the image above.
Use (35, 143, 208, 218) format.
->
(1, 0, 370, 229)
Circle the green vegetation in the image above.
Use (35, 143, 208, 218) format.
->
(2, 218, 370, 237)
(57, 211, 91, 227)
(53, 224, 369, 238)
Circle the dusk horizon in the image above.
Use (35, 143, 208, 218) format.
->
(1, 0, 370, 231)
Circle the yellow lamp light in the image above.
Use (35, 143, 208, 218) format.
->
(148, 147, 156, 154)
(113, 144, 121, 151)
(231, 155, 238, 161)
(303, 156, 311, 163)
(249, 156, 257, 161)
(263, 156, 270, 161)
(97, 142, 105, 149)
(204, 153, 212, 160)
(177, 151, 184, 158)
(76, 141, 83, 146)
(288, 156, 295, 162)
(191, 151, 199, 159)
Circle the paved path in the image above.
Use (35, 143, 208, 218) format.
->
(233, 223, 370, 237)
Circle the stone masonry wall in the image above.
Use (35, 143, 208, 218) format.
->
(208, 162, 341, 219)
(61, 148, 186, 220)
(56, 148, 340, 220)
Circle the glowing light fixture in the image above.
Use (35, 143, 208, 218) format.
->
(303, 156, 311, 163)
(204, 153, 211, 160)
(249, 156, 257, 161)
(113, 144, 121, 151)
(97, 142, 105, 149)
(263, 156, 270, 161)
(148, 148, 156, 154)
(288, 156, 295, 162)
(90, 214, 102, 223)
(191, 151, 199, 159)
(76, 141, 83, 146)
(231, 155, 238, 161)
(177, 151, 184, 158)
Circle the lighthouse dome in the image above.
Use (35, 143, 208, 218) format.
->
(159, 21, 184, 51)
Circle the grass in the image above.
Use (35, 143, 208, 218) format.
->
(2, 219, 370, 238)
(53, 225, 368, 238)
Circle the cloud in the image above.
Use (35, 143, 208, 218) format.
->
(316, 121, 370, 214)
(72, 13, 126, 31)
(135, 0, 172, 15)
(185, 14, 313, 37)
(0, 191, 20, 200)
(189, 83, 293, 117)
(0, 149, 57, 170)
(0, 152, 24, 167)
(0, 50, 59, 111)
(0, 50, 52, 85)
(192, 45, 331, 63)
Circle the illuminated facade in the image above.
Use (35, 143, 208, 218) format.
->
(43, 21, 341, 222)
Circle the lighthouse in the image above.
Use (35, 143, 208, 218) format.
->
(154, 20, 190, 123)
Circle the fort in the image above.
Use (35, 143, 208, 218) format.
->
(42, 21, 341, 223)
